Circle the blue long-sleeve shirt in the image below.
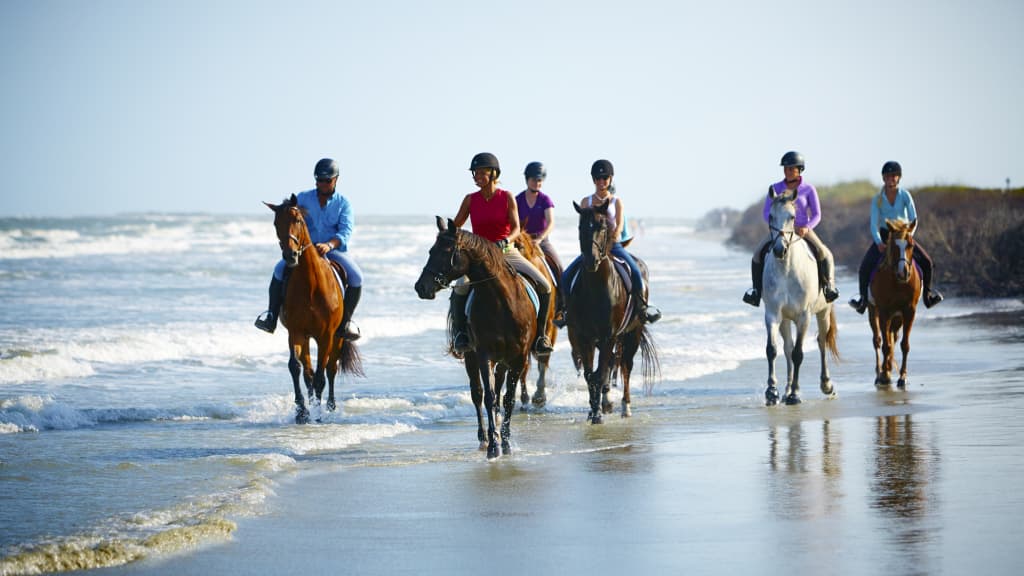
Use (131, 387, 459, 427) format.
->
(870, 186, 917, 245)
(762, 178, 822, 229)
(295, 189, 354, 251)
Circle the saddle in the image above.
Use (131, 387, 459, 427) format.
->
(465, 274, 540, 321)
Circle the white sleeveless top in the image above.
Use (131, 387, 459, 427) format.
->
(590, 193, 629, 241)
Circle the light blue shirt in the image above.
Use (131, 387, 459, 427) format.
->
(870, 186, 918, 245)
(295, 189, 353, 251)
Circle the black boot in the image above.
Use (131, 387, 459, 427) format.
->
(552, 289, 567, 328)
(534, 291, 554, 353)
(742, 260, 763, 307)
(254, 277, 285, 333)
(450, 292, 470, 356)
(924, 289, 944, 308)
(335, 286, 362, 341)
(818, 259, 840, 303)
(635, 287, 661, 324)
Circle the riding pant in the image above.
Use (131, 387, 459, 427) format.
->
(273, 250, 363, 287)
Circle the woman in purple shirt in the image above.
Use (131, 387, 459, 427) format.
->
(516, 161, 566, 325)
(743, 151, 840, 307)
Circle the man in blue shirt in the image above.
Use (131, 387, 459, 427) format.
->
(255, 158, 364, 340)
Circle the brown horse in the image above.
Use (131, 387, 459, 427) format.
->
(414, 217, 551, 459)
(566, 201, 658, 424)
(266, 195, 363, 424)
(868, 219, 922, 388)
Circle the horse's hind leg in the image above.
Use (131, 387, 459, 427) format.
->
(530, 353, 549, 409)
(619, 333, 640, 418)
(897, 309, 916, 388)
(816, 309, 834, 396)
(465, 353, 486, 450)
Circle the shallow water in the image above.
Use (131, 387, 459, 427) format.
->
(1, 214, 1022, 574)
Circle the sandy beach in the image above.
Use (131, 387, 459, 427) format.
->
(79, 306, 1024, 576)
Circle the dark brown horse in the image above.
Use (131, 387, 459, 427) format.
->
(566, 201, 658, 424)
(267, 195, 363, 424)
(414, 217, 551, 459)
(868, 219, 922, 388)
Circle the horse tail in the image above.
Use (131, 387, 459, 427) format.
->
(825, 305, 841, 363)
(639, 325, 661, 396)
(339, 339, 365, 377)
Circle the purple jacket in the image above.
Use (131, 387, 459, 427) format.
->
(762, 178, 822, 229)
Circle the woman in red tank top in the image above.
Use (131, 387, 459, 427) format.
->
(449, 152, 554, 355)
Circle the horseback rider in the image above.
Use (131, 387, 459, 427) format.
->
(515, 161, 567, 328)
(562, 159, 662, 325)
(848, 161, 944, 313)
(743, 151, 840, 307)
(254, 158, 364, 340)
(449, 152, 555, 355)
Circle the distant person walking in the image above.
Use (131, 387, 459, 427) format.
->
(848, 161, 943, 313)
(743, 151, 840, 307)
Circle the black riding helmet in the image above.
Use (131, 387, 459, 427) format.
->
(591, 159, 614, 179)
(469, 152, 501, 179)
(780, 151, 805, 172)
(314, 158, 339, 180)
(881, 161, 902, 176)
(524, 161, 546, 180)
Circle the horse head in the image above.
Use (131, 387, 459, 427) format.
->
(265, 194, 312, 268)
(883, 219, 917, 282)
(574, 200, 612, 272)
(414, 216, 470, 299)
(768, 191, 798, 259)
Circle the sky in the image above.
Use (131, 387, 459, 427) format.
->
(1, 0, 1021, 219)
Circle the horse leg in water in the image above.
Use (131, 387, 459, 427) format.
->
(464, 352, 486, 450)
(325, 344, 339, 412)
(784, 312, 810, 405)
(897, 307, 917, 388)
(601, 346, 621, 415)
(815, 307, 834, 396)
(618, 331, 641, 418)
(878, 313, 897, 386)
(869, 306, 887, 387)
(529, 352, 550, 409)
(477, 355, 500, 460)
(590, 339, 615, 424)
(502, 364, 524, 455)
(288, 345, 310, 424)
(493, 364, 508, 451)
(781, 318, 796, 393)
(763, 311, 782, 406)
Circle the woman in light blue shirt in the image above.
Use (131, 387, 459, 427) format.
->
(849, 161, 943, 313)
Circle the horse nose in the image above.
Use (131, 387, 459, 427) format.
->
(772, 243, 785, 259)
(413, 280, 435, 300)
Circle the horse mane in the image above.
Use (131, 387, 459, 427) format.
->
(454, 229, 514, 278)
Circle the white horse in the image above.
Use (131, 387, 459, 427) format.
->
(761, 191, 840, 405)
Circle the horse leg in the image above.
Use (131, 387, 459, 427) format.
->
(764, 313, 781, 406)
(781, 318, 795, 396)
(325, 349, 339, 412)
(816, 308, 834, 396)
(619, 333, 639, 418)
(465, 353, 486, 450)
(784, 315, 808, 405)
(479, 357, 500, 460)
(897, 308, 916, 388)
(879, 315, 895, 386)
(531, 353, 549, 409)
(502, 364, 523, 455)
(591, 340, 614, 424)
(870, 307, 886, 387)
(288, 350, 309, 425)
(493, 364, 507, 450)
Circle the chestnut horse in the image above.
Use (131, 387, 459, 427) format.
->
(566, 201, 658, 424)
(761, 191, 839, 406)
(266, 195, 363, 424)
(414, 217, 554, 459)
(868, 219, 922, 388)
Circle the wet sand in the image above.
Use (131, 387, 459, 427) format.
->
(87, 308, 1024, 576)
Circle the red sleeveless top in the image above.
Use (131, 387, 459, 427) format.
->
(469, 188, 512, 242)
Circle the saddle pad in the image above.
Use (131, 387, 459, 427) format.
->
(466, 275, 540, 320)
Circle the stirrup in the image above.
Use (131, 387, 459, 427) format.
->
(742, 289, 760, 307)
(534, 335, 553, 353)
(824, 286, 840, 303)
(849, 297, 867, 315)
(336, 320, 360, 341)
(924, 290, 944, 309)
(254, 311, 277, 334)
(642, 306, 662, 324)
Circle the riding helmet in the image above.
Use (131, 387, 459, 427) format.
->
(524, 161, 547, 180)
(881, 161, 902, 176)
(469, 152, 501, 178)
(779, 151, 805, 171)
(591, 159, 614, 179)
(314, 158, 339, 180)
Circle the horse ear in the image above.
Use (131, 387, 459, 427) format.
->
(447, 218, 457, 232)
(573, 200, 583, 214)
(264, 201, 277, 212)
(289, 193, 298, 206)
(435, 215, 445, 232)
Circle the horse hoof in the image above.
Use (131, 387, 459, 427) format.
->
(765, 388, 780, 406)
(589, 412, 603, 425)
(501, 440, 511, 455)
(897, 378, 907, 389)
(532, 393, 546, 409)
(326, 399, 337, 412)
(487, 443, 500, 460)
(295, 410, 310, 425)
(821, 381, 834, 396)
(784, 394, 802, 406)
(601, 402, 614, 414)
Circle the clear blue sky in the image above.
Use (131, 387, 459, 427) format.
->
(2, 0, 1021, 218)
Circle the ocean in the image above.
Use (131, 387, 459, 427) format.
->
(1, 213, 1022, 574)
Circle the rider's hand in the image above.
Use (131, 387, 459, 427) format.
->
(876, 242, 885, 252)
(795, 226, 809, 237)
(317, 243, 332, 256)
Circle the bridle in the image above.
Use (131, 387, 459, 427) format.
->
(582, 213, 612, 266)
(421, 232, 496, 291)
(277, 207, 313, 263)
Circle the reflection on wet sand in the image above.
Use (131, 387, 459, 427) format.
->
(871, 415, 941, 543)
(766, 419, 843, 520)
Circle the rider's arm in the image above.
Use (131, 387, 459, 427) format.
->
(903, 189, 919, 235)
(870, 192, 884, 246)
(803, 185, 822, 230)
(612, 196, 625, 240)
(453, 194, 472, 228)
(333, 196, 353, 251)
(505, 193, 522, 244)
(538, 206, 555, 242)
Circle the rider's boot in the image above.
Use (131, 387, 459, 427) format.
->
(848, 259, 871, 314)
(450, 292, 471, 356)
(635, 287, 661, 324)
(742, 260, 763, 307)
(335, 285, 362, 341)
(924, 289, 944, 308)
(254, 276, 284, 333)
(819, 258, 840, 303)
(552, 289, 567, 329)
(533, 291, 554, 353)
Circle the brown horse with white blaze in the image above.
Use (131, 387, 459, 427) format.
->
(868, 219, 922, 388)
(266, 195, 363, 424)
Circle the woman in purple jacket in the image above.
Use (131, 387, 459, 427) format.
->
(516, 161, 565, 325)
(742, 151, 840, 307)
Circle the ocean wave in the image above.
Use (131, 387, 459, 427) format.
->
(0, 395, 246, 434)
